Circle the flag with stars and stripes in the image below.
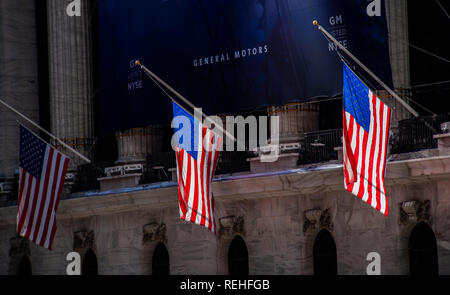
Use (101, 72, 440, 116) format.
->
(172, 101, 222, 233)
(342, 62, 391, 216)
(16, 125, 70, 249)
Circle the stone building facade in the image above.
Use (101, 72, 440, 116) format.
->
(1, 139, 450, 274)
(1, 0, 448, 276)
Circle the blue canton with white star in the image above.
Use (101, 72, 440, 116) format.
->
(20, 126, 47, 180)
(343, 63, 371, 132)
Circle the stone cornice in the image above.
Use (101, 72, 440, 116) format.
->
(1, 155, 450, 225)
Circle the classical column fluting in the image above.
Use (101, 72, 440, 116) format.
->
(384, 0, 413, 130)
(115, 128, 147, 165)
(115, 125, 168, 165)
(0, 0, 40, 184)
(47, 0, 95, 170)
(268, 102, 320, 144)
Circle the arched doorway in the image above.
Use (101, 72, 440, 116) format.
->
(313, 229, 337, 275)
(18, 255, 32, 275)
(82, 248, 98, 275)
(409, 222, 438, 275)
(228, 235, 249, 275)
(152, 242, 169, 275)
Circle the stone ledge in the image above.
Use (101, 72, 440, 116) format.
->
(434, 133, 450, 156)
(249, 153, 299, 173)
(1, 155, 450, 225)
(98, 173, 142, 191)
(334, 147, 343, 162)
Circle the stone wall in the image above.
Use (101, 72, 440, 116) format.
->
(1, 156, 450, 275)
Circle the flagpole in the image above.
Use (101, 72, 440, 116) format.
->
(312, 20, 419, 118)
(135, 60, 237, 143)
(0, 98, 91, 164)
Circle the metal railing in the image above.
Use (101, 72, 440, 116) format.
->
(140, 150, 252, 184)
(298, 129, 343, 164)
(391, 114, 450, 153)
(4, 114, 450, 205)
(71, 161, 111, 193)
(215, 151, 252, 175)
(142, 152, 176, 183)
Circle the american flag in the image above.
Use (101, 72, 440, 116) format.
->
(342, 63, 391, 215)
(172, 101, 222, 233)
(17, 125, 70, 249)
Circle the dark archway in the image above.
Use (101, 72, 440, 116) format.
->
(313, 229, 337, 275)
(82, 248, 98, 275)
(409, 222, 438, 275)
(228, 235, 249, 275)
(17, 255, 32, 276)
(152, 242, 169, 275)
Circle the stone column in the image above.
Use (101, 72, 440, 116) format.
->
(0, 0, 40, 183)
(47, 0, 95, 170)
(434, 133, 450, 157)
(384, 0, 413, 131)
(115, 128, 147, 165)
(115, 125, 167, 165)
(268, 102, 319, 144)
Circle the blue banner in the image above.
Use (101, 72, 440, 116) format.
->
(98, 0, 392, 135)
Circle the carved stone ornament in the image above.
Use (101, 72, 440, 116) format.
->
(303, 208, 334, 233)
(143, 222, 167, 244)
(400, 200, 432, 225)
(303, 209, 321, 233)
(73, 230, 95, 251)
(9, 235, 30, 257)
(218, 215, 245, 240)
(320, 208, 334, 230)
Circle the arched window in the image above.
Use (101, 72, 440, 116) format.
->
(313, 229, 337, 275)
(18, 255, 32, 276)
(82, 248, 98, 275)
(152, 242, 169, 275)
(409, 222, 438, 275)
(228, 235, 249, 275)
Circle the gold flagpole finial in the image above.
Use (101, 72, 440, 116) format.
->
(135, 60, 141, 66)
(313, 20, 318, 26)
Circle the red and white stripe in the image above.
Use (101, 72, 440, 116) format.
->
(17, 145, 69, 249)
(175, 126, 222, 233)
(343, 90, 391, 215)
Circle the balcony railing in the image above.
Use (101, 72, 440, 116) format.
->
(298, 129, 343, 165)
(72, 161, 111, 193)
(142, 152, 176, 183)
(140, 150, 252, 184)
(3, 114, 450, 205)
(215, 151, 252, 175)
(391, 114, 450, 154)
